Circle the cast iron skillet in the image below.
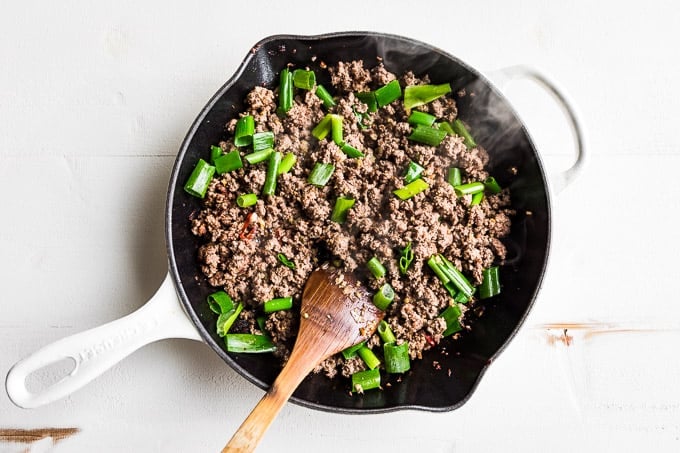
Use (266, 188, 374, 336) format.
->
(7, 32, 585, 413)
(169, 32, 551, 413)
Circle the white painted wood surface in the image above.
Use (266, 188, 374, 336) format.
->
(2, 1, 679, 451)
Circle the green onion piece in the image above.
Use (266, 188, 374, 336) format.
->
(438, 121, 456, 135)
(234, 115, 255, 147)
(454, 181, 485, 197)
(277, 68, 293, 115)
(207, 291, 234, 315)
(256, 316, 267, 335)
(367, 256, 386, 279)
(454, 290, 470, 304)
(374, 80, 402, 107)
(340, 143, 364, 158)
(471, 191, 484, 206)
(351, 368, 380, 393)
(407, 111, 437, 127)
(292, 69, 316, 90)
(331, 196, 356, 223)
(408, 124, 448, 147)
(440, 304, 463, 336)
(315, 84, 336, 108)
(278, 152, 297, 174)
(451, 118, 477, 148)
(277, 253, 296, 269)
(330, 114, 344, 145)
(263, 296, 293, 313)
(342, 341, 366, 360)
(384, 342, 410, 373)
(356, 91, 377, 112)
(210, 145, 223, 163)
(479, 266, 501, 299)
(262, 151, 281, 196)
(243, 148, 273, 165)
(214, 150, 243, 174)
(429, 254, 475, 300)
(393, 178, 429, 200)
(252, 131, 275, 152)
(236, 193, 258, 208)
(216, 302, 244, 337)
(404, 161, 424, 183)
(403, 83, 452, 109)
(372, 283, 395, 311)
(225, 333, 276, 353)
(308, 162, 335, 187)
(447, 167, 462, 187)
(183, 158, 215, 198)
(357, 346, 380, 370)
(398, 241, 414, 275)
(377, 320, 397, 344)
(484, 176, 502, 194)
(312, 114, 333, 140)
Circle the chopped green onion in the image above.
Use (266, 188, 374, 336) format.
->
(256, 316, 267, 335)
(471, 191, 484, 206)
(384, 341, 410, 373)
(234, 115, 255, 147)
(243, 148, 273, 165)
(207, 291, 234, 315)
(403, 83, 451, 109)
(399, 241, 414, 275)
(184, 158, 215, 198)
(447, 167, 462, 187)
(214, 150, 243, 174)
(407, 111, 437, 127)
(236, 193, 258, 208)
(342, 341, 366, 359)
(210, 145, 223, 163)
(438, 121, 455, 135)
(277, 253, 296, 269)
(216, 302, 244, 337)
(330, 114, 344, 145)
(408, 124, 448, 146)
(356, 91, 377, 112)
(263, 296, 293, 313)
(252, 131, 275, 152)
(372, 283, 395, 311)
(454, 291, 470, 304)
(377, 320, 397, 344)
(367, 256, 386, 279)
(393, 178, 429, 200)
(277, 68, 293, 115)
(404, 161, 424, 183)
(308, 162, 335, 187)
(315, 84, 336, 108)
(262, 151, 281, 196)
(440, 304, 463, 336)
(484, 176, 501, 194)
(454, 181, 485, 197)
(351, 368, 380, 393)
(331, 196, 356, 223)
(451, 118, 477, 148)
(225, 333, 276, 353)
(312, 114, 333, 140)
(340, 143, 364, 158)
(374, 80, 402, 107)
(292, 69, 316, 90)
(278, 152, 297, 174)
(357, 346, 380, 370)
(479, 266, 501, 299)
(428, 254, 475, 300)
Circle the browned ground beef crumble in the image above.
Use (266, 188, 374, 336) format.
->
(190, 60, 514, 379)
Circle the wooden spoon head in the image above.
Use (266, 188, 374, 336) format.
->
(295, 265, 384, 362)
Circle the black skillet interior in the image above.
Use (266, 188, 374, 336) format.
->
(167, 32, 551, 413)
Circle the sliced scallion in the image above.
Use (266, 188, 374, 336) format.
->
(225, 333, 276, 353)
(216, 302, 244, 337)
(357, 346, 380, 370)
(278, 152, 297, 174)
(453, 182, 485, 197)
(330, 114, 344, 145)
(384, 341, 410, 373)
(404, 161, 424, 183)
(377, 320, 396, 344)
(471, 191, 484, 206)
(407, 111, 437, 127)
(351, 368, 380, 393)
(277, 253, 296, 269)
(440, 304, 463, 336)
(479, 266, 501, 299)
(315, 84, 336, 108)
(308, 162, 335, 187)
(374, 80, 402, 107)
(403, 83, 451, 109)
(292, 69, 316, 90)
(277, 68, 293, 115)
(214, 150, 243, 174)
(399, 241, 414, 275)
(243, 148, 273, 165)
(184, 158, 215, 198)
(262, 151, 281, 196)
(312, 114, 333, 140)
(340, 143, 364, 158)
(393, 178, 429, 200)
(372, 283, 395, 311)
(484, 176, 501, 194)
(427, 254, 475, 300)
(252, 131, 275, 152)
(331, 196, 356, 223)
(451, 118, 477, 148)
(408, 124, 447, 147)
(234, 115, 255, 147)
(342, 341, 366, 360)
(447, 167, 462, 187)
(367, 256, 386, 279)
(236, 193, 258, 208)
(210, 145, 223, 163)
(263, 296, 293, 313)
(207, 291, 234, 315)
(438, 121, 455, 135)
(356, 91, 377, 112)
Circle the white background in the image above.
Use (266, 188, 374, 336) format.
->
(2, 1, 679, 452)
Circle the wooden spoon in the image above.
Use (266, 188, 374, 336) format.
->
(222, 264, 384, 452)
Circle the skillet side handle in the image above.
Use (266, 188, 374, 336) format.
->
(486, 65, 588, 194)
(5, 272, 202, 409)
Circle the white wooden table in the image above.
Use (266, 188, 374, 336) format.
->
(2, 1, 679, 451)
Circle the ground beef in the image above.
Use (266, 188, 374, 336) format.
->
(191, 61, 514, 379)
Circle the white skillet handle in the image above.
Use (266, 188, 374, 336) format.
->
(486, 65, 588, 194)
(5, 272, 202, 409)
